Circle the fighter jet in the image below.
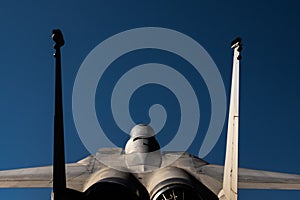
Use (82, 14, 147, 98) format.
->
(0, 30, 300, 200)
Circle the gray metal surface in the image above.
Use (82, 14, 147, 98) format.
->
(1, 148, 300, 195)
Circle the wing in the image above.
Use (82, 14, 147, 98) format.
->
(0, 155, 97, 192)
(201, 164, 300, 190)
(0, 148, 123, 192)
(0, 165, 53, 188)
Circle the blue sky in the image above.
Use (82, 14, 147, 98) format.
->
(0, 0, 300, 199)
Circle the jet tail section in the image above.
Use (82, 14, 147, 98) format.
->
(218, 38, 242, 200)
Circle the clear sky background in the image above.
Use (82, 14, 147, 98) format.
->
(0, 0, 299, 199)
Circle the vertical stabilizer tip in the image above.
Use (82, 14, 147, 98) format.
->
(52, 29, 65, 47)
(231, 37, 242, 49)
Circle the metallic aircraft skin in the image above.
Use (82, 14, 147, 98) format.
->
(1, 32, 300, 200)
(1, 127, 300, 197)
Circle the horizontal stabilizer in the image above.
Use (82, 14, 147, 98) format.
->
(201, 164, 300, 190)
(0, 163, 88, 191)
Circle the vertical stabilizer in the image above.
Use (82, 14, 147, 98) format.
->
(52, 29, 67, 200)
(218, 38, 242, 200)
(51, 29, 84, 200)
